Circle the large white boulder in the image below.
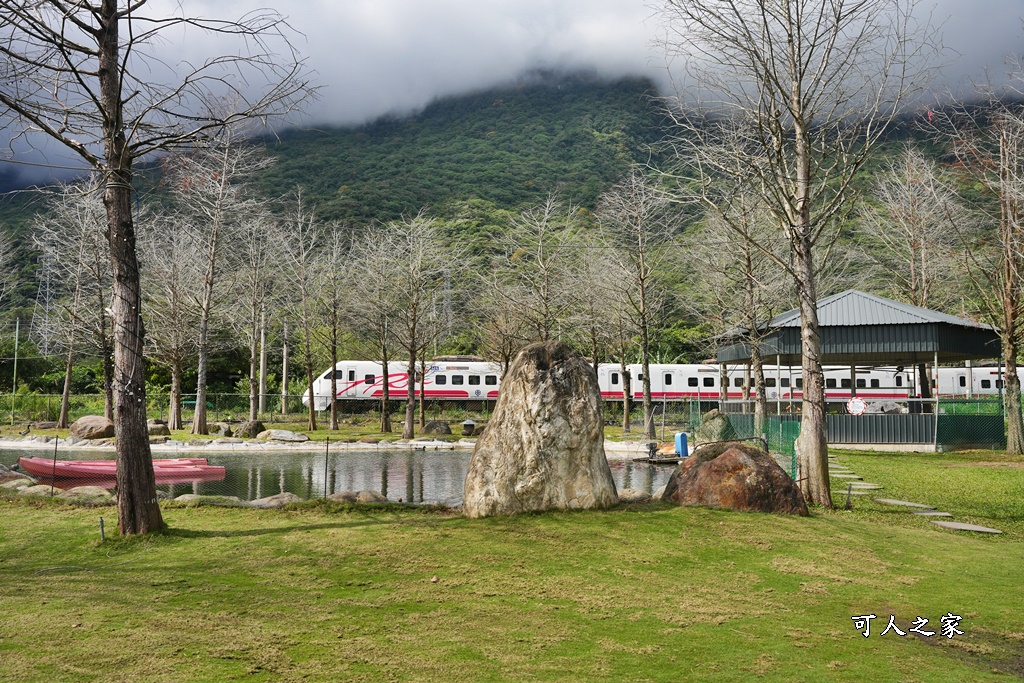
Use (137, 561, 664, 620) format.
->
(463, 341, 617, 518)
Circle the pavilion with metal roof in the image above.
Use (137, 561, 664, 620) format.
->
(717, 289, 1001, 366)
(715, 290, 1005, 453)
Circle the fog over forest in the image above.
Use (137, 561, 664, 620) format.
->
(1, 0, 1021, 189)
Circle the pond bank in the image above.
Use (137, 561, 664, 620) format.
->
(0, 433, 661, 460)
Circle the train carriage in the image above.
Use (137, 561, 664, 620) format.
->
(304, 360, 1021, 410)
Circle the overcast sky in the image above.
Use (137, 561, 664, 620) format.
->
(288, 0, 1023, 126)
(3, 0, 1022, 188)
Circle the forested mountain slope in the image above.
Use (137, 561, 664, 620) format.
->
(256, 74, 667, 224)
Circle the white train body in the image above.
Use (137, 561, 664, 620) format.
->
(303, 360, 502, 411)
(303, 360, 1020, 409)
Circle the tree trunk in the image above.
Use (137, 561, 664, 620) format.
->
(258, 305, 268, 415)
(100, 308, 114, 420)
(641, 330, 654, 440)
(248, 310, 259, 423)
(57, 348, 74, 429)
(620, 362, 631, 434)
(752, 346, 767, 438)
(917, 363, 933, 414)
(329, 322, 339, 431)
(380, 349, 392, 433)
(99, 0, 162, 535)
(418, 355, 426, 429)
(280, 321, 289, 414)
(403, 344, 416, 440)
(1005, 336, 1024, 453)
(169, 360, 183, 430)
(792, 235, 831, 508)
(303, 326, 316, 432)
(192, 336, 209, 434)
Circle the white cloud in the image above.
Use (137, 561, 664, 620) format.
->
(1, 0, 1021, 188)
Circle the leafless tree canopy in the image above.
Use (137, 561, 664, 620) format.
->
(0, 0, 314, 535)
(0, 1, 313, 166)
(655, 0, 938, 507)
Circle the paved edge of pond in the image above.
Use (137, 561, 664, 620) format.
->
(0, 435, 656, 461)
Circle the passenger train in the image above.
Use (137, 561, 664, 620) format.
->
(302, 359, 1021, 411)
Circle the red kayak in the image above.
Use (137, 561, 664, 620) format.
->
(18, 456, 224, 481)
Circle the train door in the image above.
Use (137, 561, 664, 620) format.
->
(341, 365, 359, 397)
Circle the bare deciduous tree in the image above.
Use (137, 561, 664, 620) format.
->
(493, 196, 582, 344)
(860, 144, 970, 408)
(347, 233, 400, 433)
(936, 74, 1024, 453)
(595, 168, 677, 440)
(0, 0, 312, 534)
(163, 132, 274, 434)
(32, 181, 111, 427)
(278, 194, 323, 432)
(684, 192, 792, 436)
(314, 230, 353, 431)
(140, 213, 202, 430)
(656, 0, 936, 506)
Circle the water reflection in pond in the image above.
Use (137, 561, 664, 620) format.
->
(1, 449, 675, 506)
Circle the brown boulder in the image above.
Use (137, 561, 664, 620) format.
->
(422, 421, 452, 435)
(70, 415, 115, 440)
(147, 419, 171, 436)
(234, 420, 265, 438)
(662, 442, 808, 515)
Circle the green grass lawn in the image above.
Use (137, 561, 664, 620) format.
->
(2, 450, 1023, 682)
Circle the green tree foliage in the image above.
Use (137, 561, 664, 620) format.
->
(257, 74, 666, 224)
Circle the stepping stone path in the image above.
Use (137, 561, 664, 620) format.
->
(931, 521, 1002, 534)
(874, 498, 936, 510)
(830, 461, 1004, 534)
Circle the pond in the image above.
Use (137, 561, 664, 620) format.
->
(1, 448, 675, 506)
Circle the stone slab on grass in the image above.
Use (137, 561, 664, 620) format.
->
(849, 483, 882, 490)
(874, 498, 936, 510)
(931, 521, 1002, 534)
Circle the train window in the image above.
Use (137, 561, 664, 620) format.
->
(870, 379, 880, 388)
(895, 376, 903, 387)
(734, 378, 743, 387)
(611, 372, 619, 385)
(841, 378, 851, 388)
(997, 379, 1004, 389)
(795, 378, 803, 389)
(485, 375, 498, 385)
(856, 379, 866, 388)
(364, 374, 375, 385)
(435, 375, 447, 385)
(664, 373, 673, 385)
(781, 378, 790, 388)
(469, 375, 481, 385)
(703, 377, 714, 387)
(981, 379, 991, 389)
(452, 375, 464, 385)
(637, 373, 643, 381)
(766, 378, 776, 387)
(959, 376, 966, 387)
(688, 377, 698, 387)
(348, 370, 356, 381)
(826, 378, 836, 388)
(321, 370, 333, 380)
